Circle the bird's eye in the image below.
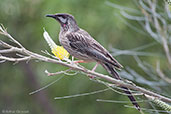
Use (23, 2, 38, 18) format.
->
(58, 16, 67, 24)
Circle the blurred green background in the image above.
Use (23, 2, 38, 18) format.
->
(0, 0, 170, 114)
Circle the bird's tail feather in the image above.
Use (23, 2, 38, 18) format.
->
(101, 63, 140, 111)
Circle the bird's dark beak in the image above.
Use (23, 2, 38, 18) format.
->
(46, 14, 57, 19)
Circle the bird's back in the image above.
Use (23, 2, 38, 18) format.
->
(59, 28, 122, 69)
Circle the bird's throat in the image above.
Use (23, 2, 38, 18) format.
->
(61, 24, 69, 31)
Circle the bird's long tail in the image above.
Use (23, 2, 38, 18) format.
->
(101, 63, 140, 111)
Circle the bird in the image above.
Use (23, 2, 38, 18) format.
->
(46, 13, 140, 111)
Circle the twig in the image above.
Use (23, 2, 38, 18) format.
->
(0, 55, 31, 62)
(94, 78, 142, 96)
(29, 75, 64, 95)
(0, 48, 18, 53)
(45, 68, 72, 76)
(96, 99, 150, 103)
(145, 94, 171, 112)
(105, 1, 140, 14)
(0, 25, 24, 48)
(156, 61, 171, 83)
(41, 50, 61, 61)
(54, 88, 109, 100)
(120, 10, 145, 21)
(124, 105, 170, 113)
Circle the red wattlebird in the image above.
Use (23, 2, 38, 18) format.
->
(46, 13, 140, 111)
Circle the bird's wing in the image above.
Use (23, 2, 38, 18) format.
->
(66, 31, 122, 69)
(91, 41, 123, 68)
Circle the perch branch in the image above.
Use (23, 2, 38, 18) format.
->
(0, 26, 171, 103)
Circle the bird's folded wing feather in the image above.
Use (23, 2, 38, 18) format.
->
(66, 31, 122, 69)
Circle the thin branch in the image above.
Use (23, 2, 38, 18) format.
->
(0, 55, 32, 62)
(54, 88, 109, 100)
(121, 10, 145, 21)
(117, 14, 147, 36)
(0, 48, 17, 53)
(156, 61, 171, 83)
(110, 43, 158, 57)
(0, 25, 24, 48)
(120, 0, 171, 64)
(29, 75, 64, 95)
(110, 48, 158, 57)
(148, 0, 171, 64)
(96, 99, 150, 103)
(105, 1, 140, 14)
(165, 2, 171, 19)
(41, 50, 61, 61)
(45, 69, 72, 76)
(124, 105, 170, 113)
(93, 78, 142, 96)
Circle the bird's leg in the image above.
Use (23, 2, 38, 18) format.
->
(92, 63, 98, 71)
(72, 56, 74, 62)
(88, 63, 99, 78)
(74, 60, 89, 63)
(71, 59, 89, 68)
(70, 56, 75, 65)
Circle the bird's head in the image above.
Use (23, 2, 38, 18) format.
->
(46, 13, 79, 32)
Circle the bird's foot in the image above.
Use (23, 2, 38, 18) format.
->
(87, 63, 99, 79)
(88, 75, 96, 79)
